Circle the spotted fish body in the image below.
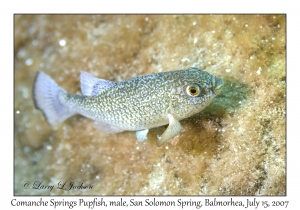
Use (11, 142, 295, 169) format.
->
(33, 67, 223, 146)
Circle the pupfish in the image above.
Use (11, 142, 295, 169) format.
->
(33, 67, 223, 146)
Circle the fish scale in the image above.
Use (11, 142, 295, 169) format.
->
(33, 67, 223, 146)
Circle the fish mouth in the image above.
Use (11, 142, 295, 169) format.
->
(213, 76, 224, 95)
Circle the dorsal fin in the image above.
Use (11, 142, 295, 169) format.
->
(80, 70, 116, 96)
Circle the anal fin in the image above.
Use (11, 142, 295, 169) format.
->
(94, 121, 124, 133)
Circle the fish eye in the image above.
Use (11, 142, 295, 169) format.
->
(186, 84, 201, 97)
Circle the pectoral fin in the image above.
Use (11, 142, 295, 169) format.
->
(157, 114, 183, 147)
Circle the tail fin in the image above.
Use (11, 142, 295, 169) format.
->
(33, 71, 76, 126)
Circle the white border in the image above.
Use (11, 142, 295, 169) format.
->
(3, 0, 298, 209)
